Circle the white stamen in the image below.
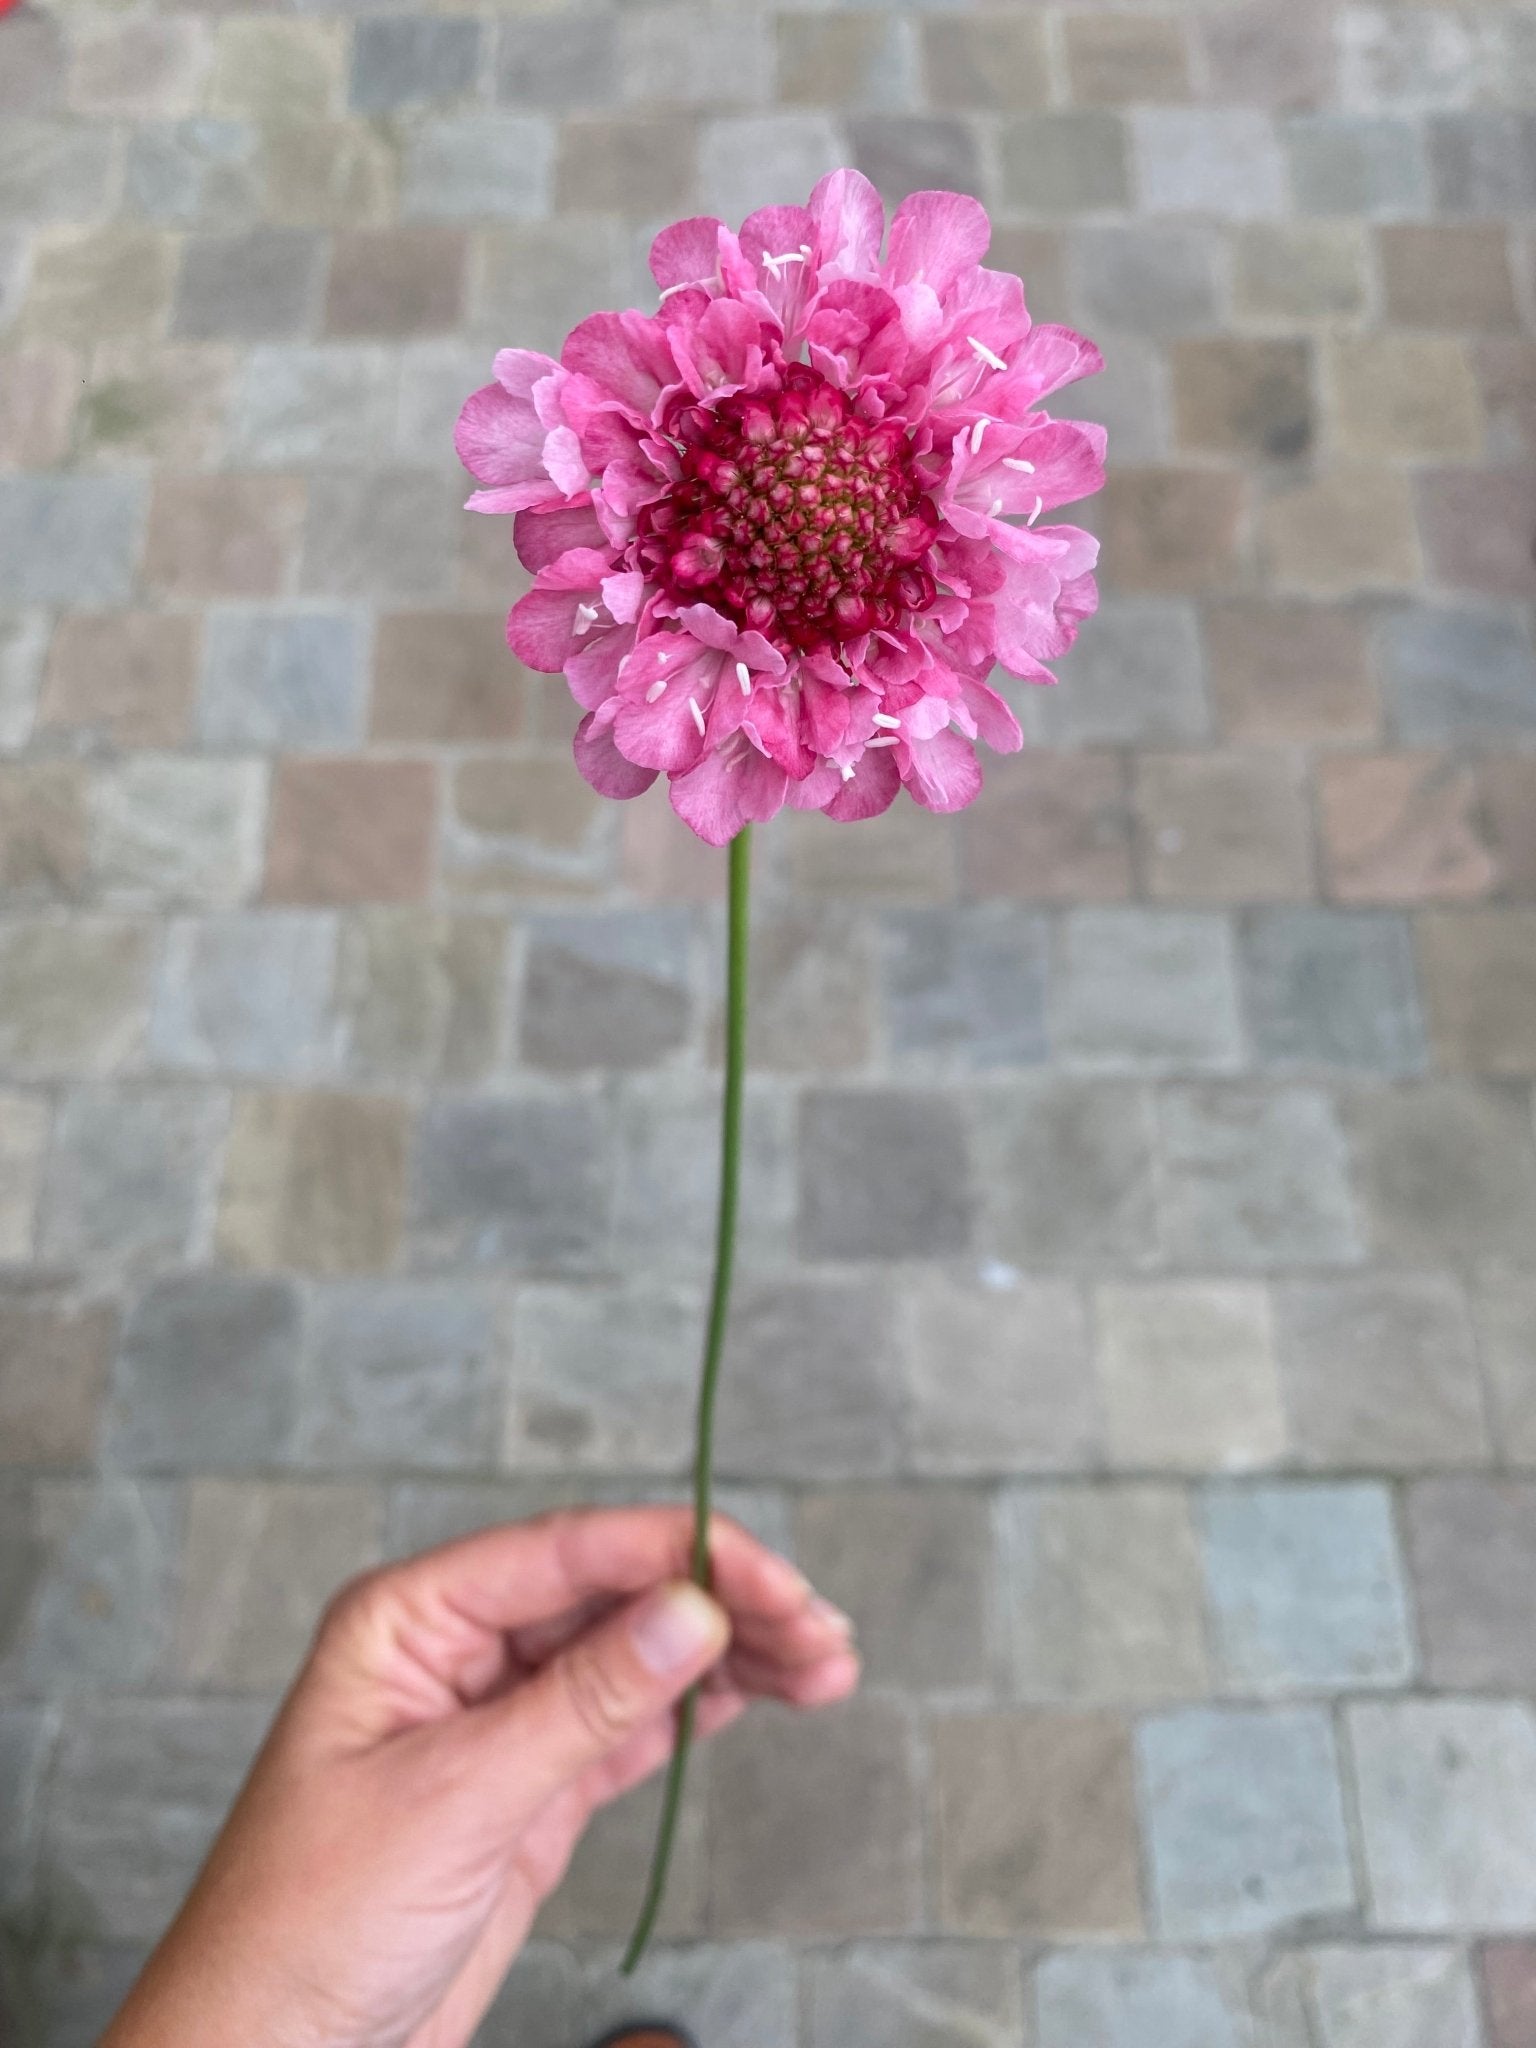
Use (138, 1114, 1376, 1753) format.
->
(688, 696, 706, 736)
(839, 762, 856, 782)
(735, 660, 752, 694)
(872, 711, 901, 730)
(968, 335, 1007, 372)
(657, 648, 669, 663)
(658, 280, 699, 301)
(1002, 456, 1036, 473)
(968, 418, 987, 455)
(1028, 495, 1044, 526)
(645, 678, 667, 703)
(988, 496, 1004, 517)
(866, 734, 901, 749)
(573, 602, 599, 636)
(761, 250, 808, 278)
(799, 243, 812, 258)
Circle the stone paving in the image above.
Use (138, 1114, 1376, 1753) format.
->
(1, 0, 1536, 2042)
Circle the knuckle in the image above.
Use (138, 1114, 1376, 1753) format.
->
(317, 1566, 388, 1647)
(558, 1640, 639, 1750)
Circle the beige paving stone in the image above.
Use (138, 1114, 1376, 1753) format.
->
(1378, 223, 1520, 331)
(18, 227, 178, 348)
(142, 474, 305, 599)
(0, 1290, 114, 1465)
(1205, 601, 1378, 744)
(1064, 16, 1190, 105)
(75, 343, 234, 468)
(0, 760, 86, 904)
(0, 348, 79, 468)
(1136, 751, 1315, 902)
(1231, 222, 1368, 321)
(1095, 1281, 1286, 1473)
(1101, 470, 1246, 594)
(1327, 336, 1486, 461)
(209, 21, 345, 123)
(1418, 909, 1536, 1075)
(0, 1093, 50, 1261)
(1262, 470, 1423, 594)
(265, 758, 437, 906)
(1170, 337, 1312, 460)
(1318, 753, 1496, 904)
(922, 16, 1052, 109)
(0, 921, 152, 1078)
(39, 613, 199, 749)
(217, 1088, 409, 1275)
(372, 612, 526, 742)
(70, 19, 210, 117)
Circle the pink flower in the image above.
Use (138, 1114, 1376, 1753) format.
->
(456, 172, 1105, 846)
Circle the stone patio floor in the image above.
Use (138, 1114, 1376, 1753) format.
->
(3, 0, 1536, 2042)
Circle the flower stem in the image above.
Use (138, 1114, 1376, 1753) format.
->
(622, 823, 753, 1976)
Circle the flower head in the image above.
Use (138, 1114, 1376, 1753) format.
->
(457, 172, 1105, 845)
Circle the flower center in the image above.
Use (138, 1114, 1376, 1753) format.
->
(637, 363, 940, 654)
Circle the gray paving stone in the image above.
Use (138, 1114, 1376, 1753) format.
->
(611, 1077, 794, 1274)
(229, 345, 398, 467)
(1261, 1944, 1483, 2048)
(200, 611, 365, 749)
(1138, 1705, 1355, 1937)
(1286, 115, 1432, 215)
(0, 11, 65, 115)
(1348, 1699, 1536, 1931)
(0, 613, 48, 753)
(1344, 1081, 1536, 1265)
(172, 226, 325, 341)
(698, 114, 845, 223)
(0, 920, 152, 1080)
(39, 1086, 225, 1272)
(708, 1700, 922, 1937)
(1064, 332, 1166, 465)
(483, 1941, 796, 2048)
(87, 755, 267, 910)
(1382, 606, 1536, 742)
(504, 1281, 696, 1476)
(1406, 1479, 1536, 1691)
(148, 912, 339, 1078)
(804, 1941, 1024, 2048)
(976, 1079, 1158, 1268)
(17, 1479, 180, 1691)
(881, 907, 1048, 1070)
(1069, 225, 1222, 335)
(0, 120, 116, 223)
(402, 113, 554, 220)
(900, 1269, 1098, 1476)
(999, 113, 1128, 214)
(1429, 111, 1536, 214)
(1476, 1270, 1536, 1465)
(1033, 597, 1209, 746)
(1096, 1280, 1284, 1474)
(848, 115, 980, 206)
(298, 1282, 498, 1470)
(0, 1703, 54, 1907)
(798, 1088, 972, 1261)
(619, 4, 774, 109)
(0, 477, 147, 607)
(999, 1484, 1208, 1703)
(473, 216, 635, 360)
(714, 909, 875, 1075)
(335, 909, 504, 1085)
(124, 120, 262, 227)
(1134, 108, 1286, 217)
(1157, 1084, 1361, 1269)
(519, 911, 692, 1073)
(496, 13, 616, 108)
(409, 1094, 608, 1271)
(1035, 1950, 1255, 2048)
(107, 1271, 302, 1471)
(1198, 1482, 1413, 1694)
(31, 1945, 148, 2048)
(0, 1288, 115, 1468)
(45, 1699, 269, 1941)
(352, 17, 480, 111)
(1052, 909, 1242, 1073)
(1240, 910, 1426, 1074)
(1276, 1274, 1487, 1468)
(300, 469, 455, 599)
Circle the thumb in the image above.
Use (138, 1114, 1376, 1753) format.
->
(473, 1580, 730, 1823)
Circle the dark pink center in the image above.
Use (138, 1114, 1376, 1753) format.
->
(637, 363, 940, 655)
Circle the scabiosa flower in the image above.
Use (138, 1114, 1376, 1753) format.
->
(456, 170, 1105, 846)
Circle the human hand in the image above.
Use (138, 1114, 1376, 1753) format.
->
(101, 1508, 859, 2048)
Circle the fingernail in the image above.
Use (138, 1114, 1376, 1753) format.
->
(811, 1596, 855, 1638)
(631, 1582, 726, 1676)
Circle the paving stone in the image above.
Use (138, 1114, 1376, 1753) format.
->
(0, 759, 85, 904)
(715, 1274, 902, 1481)
(1139, 1705, 1354, 1937)
(1329, 336, 1484, 461)
(1205, 601, 1378, 745)
(46, 1700, 269, 1942)
(301, 469, 455, 598)
(0, 1702, 53, 1910)
(1420, 910, 1536, 1076)
(18, 224, 178, 349)
(143, 474, 304, 600)
(848, 116, 980, 206)
(448, 754, 604, 893)
(697, 115, 844, 223)
(0, 1091, 48, 1259)
(1287, 114, 1431, 215)
(1059, 330, 1164, 465)
(40, 1087, 225, 1272)
(1379, 223, 1520, 330)
(19, 1479, 180, 1691)
(403, 113, 555, 221)
(708, 1701, 921, 1937)
(1262, 470, 1422, 594)
(372, 610, 525, 742)
(1138, 752, 1314, 904)
(1336, 7, 1476, 113)
(324, 227, 467, 338)
(262, 120, 397, 230)
(531, 1763, 707, 1941)
(1199, 1482, 1412, 1694)
(880, 906, 1047, 1070)
(788, 803, 959, 903)
(70, 18, 210, 118)
(1035, 1950, 1253, 2048)
(1476, 1270, 1536, 1466)
(1034, 597, 1209, 745)
(107, 1270, 302, 1470)
(778, 16, 916, 113)
(0, 120, 116, 224)
(0, 1291, 114, 1466)
(1406, 1480, 1536, 1690)
(1069, 225, 1221, 335)
(921, 14, 1050, 109)
(1203, 5, 1333, 110)
(1170, 338, 1311, 461)
(619, 3, 774, 108)
(798, 1087, 971, 1260)
(1345, 1081, 1536, 1265)
(124, 118, 261, 227)
(0, 476, 147, 607)
(1417, 469, 1536, 602)
(32, 1946, 148, 2048)
(1482, 759, 1536, 900)
(0, 345, 77, 468)
(804, 1941, 1023, 2048)
(977, 1078, 1158, 1268)
(494, 11, 615, 107)
(1065, 16, 1190, 105)
(0, 10, 66, 113)
(1241, 909, 1425, 1073)
(1348, 1699, 1536, 1931)
(0, 920, 151, 1079)
(1051, 908, 1241, 1073)
(89, 756, 267, 910)
(1483, 1941, 1536, 2048)
(266, 758, 436, 906)
(1318, 755, 1495, 905)
(200, 610, 364, 749)
(1134, 109, 1285, 217)
(1262, 1944, 1482, 2048)
(218, 1088, 408, 1276)
(1102, 469, 1245, 594)
(1382, 606, 1536, 742)
(1231, 221, 1368, 320)
(336, 909, 505, 1083)
(1276, 1273, 1487, 1468)
(612, 1076, 794, 1274)
(555, 114, 698, 218)
(519, 911, 692, 1072)
(1000, 1484, 1208, 1702)
(961, 750, 1134, 903)
(177, 1477, 381, 1688)
(351, 17, 480, 111)
(75, 338, 234, 467)
(502, 1280, 695, 1476)
(710, 910, 873, 1074)
(901, 1270, 1098, 1477)
(148, 912, 338, 1077)
(173, 227, 325, 341)
(230, 345, 398, 467)
(484, 1940, 796, 2048)
(934, 1710, 1142, 1936)
(1430, 111, 1536, 214)
(795, 1486, 994, 1692)
(997, 113, 1127, 214)
(1096, 1282, 1283, 1475)
(409, 1094, 607, 1272)
(1158, 1084, 1360, 1270)
(208, 20, 344, 123)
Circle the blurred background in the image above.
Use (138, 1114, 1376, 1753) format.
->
(2, 0, 1535, 2041)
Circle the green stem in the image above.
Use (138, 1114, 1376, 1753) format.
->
(622, 824, 753, 1976)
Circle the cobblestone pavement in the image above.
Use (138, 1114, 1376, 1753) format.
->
(2, 0, 1536, 2041)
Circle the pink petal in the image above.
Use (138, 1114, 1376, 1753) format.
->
(786, 759, 844, 810)
(825, 745, 900, 822)
(455, 382, 544, 489)
(514, 502, 607, 570)
(507, 588, 582, 673)
(885, 190, 991, 297)
(574, 709, 658, 800)
(905, 726, 984, 813)
(808, 168, 886, 277)
(961, 675, 1024, 752)
(650, 216, 726, 293)
(561, 309, 676, 423)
